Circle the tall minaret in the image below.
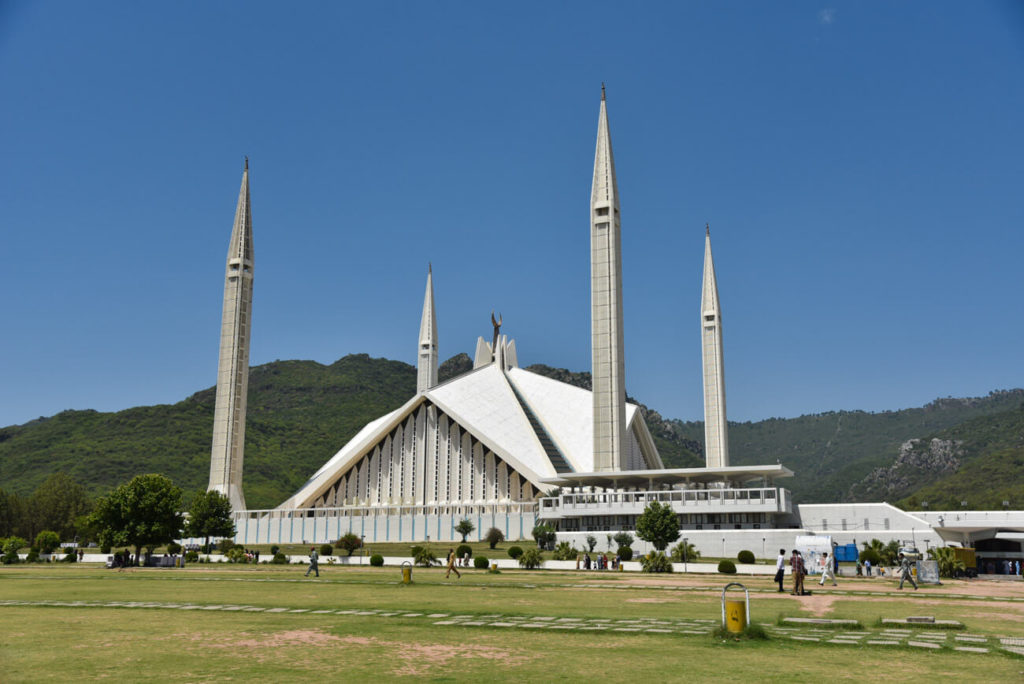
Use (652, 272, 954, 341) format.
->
(416, 265, 438, 393)
(700, 225, 729, 468)
(208, 159, 253, 511)
(590, 85, 626, 472)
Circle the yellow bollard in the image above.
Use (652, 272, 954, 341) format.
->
(401, 561, 412, 584)
(491, 563, 497, 571)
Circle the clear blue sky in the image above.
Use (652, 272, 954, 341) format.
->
(2, 1, 1022, 428)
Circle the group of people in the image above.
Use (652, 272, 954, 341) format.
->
(774, 548, 837, 595)
(575, 552, 620, 570)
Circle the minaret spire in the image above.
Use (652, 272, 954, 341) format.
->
(700, 225, 729, 468)
(417, 265, 438, 393)
(209, 160, 254, 511)
(590, 85, 626, 472)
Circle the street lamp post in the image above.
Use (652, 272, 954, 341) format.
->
(360, 535, 365, 565)
(683, 537, 688, 573)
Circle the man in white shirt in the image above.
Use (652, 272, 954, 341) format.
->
(819, 551, 837, 586)
(774, 548, 786, 592)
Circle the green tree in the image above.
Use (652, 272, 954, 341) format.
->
(454, 518, 475, 543)
(0, 488, 28, 538)
(184, 490, 236, 548)
(635, 501, 680, 551)
(552, 541, 576, 560)
(89, 474, 184, 566)
(34, 530, 60, 554)
(29, 472, 90, 540)
(485, 527, 504, 549)
(670, 540, 700, 562)
(531, 524, 556, 549)
(928, 546, 966, 578)
(613, 531, 634, 549)
(585, 534, 597, 552)
(335, 532, 363, 556)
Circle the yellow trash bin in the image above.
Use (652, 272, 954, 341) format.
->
(721, 582, 750, 634)
(401, 561, 412, 584)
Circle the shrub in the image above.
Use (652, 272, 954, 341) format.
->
(166, 542, 182, 554)
(185, 550, 199, 562)
(531, 524, 556, 550)
(552, 541, 576, 561)
(319, 543, 333, 557)
(226, 547, 247, 563)
(640, 551, 674, 573)
(218, 539, 236, 553)
(270, 545, 280, 555)
(63, 547, 77, 563)
(270, 552, 289, 565)
(737, 550, 755, 564)
(613, 532, 634, 549)
(26, 548, 40, 563)
(670, 541, 700, 562)
(410, 545, 423, 558)
(456, 544, 472, 560)
(335, 533, 363, 556)
(34, 530, 61, 554)
(507, 546, 524, 560)
(474, 556, 489, 569)
(100, 543, 111, 554)
(618, 546, 633, 561)
(518, 548, 544, 569)
(413, 546, 438, 567)
(718, 559, 737, 574)
(859, 548, 882, 566)
(2, 537, 27, 564)
(369, 554, 384, 567)
(485, 527, 504, 549)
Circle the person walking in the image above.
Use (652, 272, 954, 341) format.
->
(897, 553, 918, 590)
(774, 548, 786, 592)
(305, 546, 319, 577)
(445, 548, 461, 579)
(791, 550, 805, 595)
(864, 558, 872, 576)
(818, 552, 837, 587)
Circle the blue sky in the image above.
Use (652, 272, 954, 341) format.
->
(1, 1, 1022, 428)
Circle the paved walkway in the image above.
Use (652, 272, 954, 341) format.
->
(2, 598, 1022, 658)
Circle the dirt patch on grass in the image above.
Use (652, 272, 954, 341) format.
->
(795, 593, 839, 617)
(202, 628, 532, 675)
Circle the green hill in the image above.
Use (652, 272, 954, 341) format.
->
(1, 353, 1020, 510)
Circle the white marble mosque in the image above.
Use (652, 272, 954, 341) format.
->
(207, 90, 1024, 566)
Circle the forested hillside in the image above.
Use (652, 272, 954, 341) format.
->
(1, 353, 1020, 510)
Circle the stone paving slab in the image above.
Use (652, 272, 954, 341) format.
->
(954, 646, 989, 653)
(907, 641, 941, 649)
(866, 640, 900, 645)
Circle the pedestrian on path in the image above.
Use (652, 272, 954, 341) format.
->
(445, 548, 461, 579)
(818, 552, 837, 587)
(791, 550, 805, 595)
(305, 546, 319, 577)
(897, 553, 918, 590)
(774, 549, 786, 592)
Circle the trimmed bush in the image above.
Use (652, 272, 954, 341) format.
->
(507, 546, 524, 560)
(613, 532, 634, 549)
(335, 533, 363, 556)
(166, 542, 182, 555)
(737, 550, 755, 564)
(369, 554, 384, 567)
(26, 548, 40, 563)
(218, 539, 236, 553)
(63, 547, 77, 563)
(319, 543, 333, 557)
(456, 544, 472, 560)
(718, 559, 737, 574)
(485, 527, 505, 549)
(185, 550, 199, 562)
(270, 552, 288, 565)
(518, 548, 544, 569)
(474, 556, 489, 569)
(270, 545, 280, 555)
(618, 546, 633, 561)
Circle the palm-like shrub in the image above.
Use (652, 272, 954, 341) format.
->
(518, 548, 544, 569)
(552, 541, 576, 561)
(414, 545, 438, 567)
(640, 551, 674, 573)
(928, 547, 966, 578)
(670, 541, 700, 562)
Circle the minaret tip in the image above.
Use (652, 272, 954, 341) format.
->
(601, 83, 606, 101)
(706, 223, 710, 236)
(428, 262, 432, 274)
(244, 156, 248, 171)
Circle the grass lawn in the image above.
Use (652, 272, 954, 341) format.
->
(2, 564, 1022, 681)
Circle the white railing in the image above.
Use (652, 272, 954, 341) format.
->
(539, 487, 791, 516)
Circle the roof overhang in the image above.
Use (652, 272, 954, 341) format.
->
(540, 464, 794, 489)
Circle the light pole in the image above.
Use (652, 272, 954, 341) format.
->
(683, 537, 688, 573)
(360, 535, 365, 565)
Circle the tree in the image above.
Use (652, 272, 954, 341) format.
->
(613, 532, 634, 549)
(454, 518, 475, 543)
(518, 547, 544, 569)
(89, 474, 184, 566)
(485, 527, 504, 549)
(29, 472, 90, 540)
(635, 501, 680, 551)
(532, 524, 556, 550)
(335, 533, 363, 556)
(184, 490, 236, 548)
(34, 530, 60, 554)
(928, 546, 966, 578)
(0, 488, 28, 538)
(585, 535, 597, 552)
